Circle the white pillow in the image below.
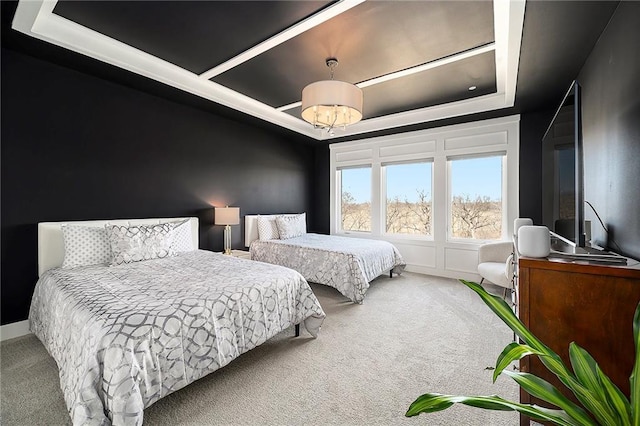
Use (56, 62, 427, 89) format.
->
(61, 225, 112, 269)
(275, 213, 306, 239)
(257, 215, 280, 241)
(171, 219, 194, 252)
(106, 223, 176, 265)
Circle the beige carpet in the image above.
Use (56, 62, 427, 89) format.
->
(1, 272, 519, 425)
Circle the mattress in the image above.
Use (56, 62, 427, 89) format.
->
(250, 233, 406, 303)
(29, 250, 325, 425)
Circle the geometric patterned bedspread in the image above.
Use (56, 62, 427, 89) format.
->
(29, 250, 325, 425)
(250, 233, 406, 304)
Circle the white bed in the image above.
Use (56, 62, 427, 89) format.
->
(30, 217, 325, 425)
(245, 215, 406, 304)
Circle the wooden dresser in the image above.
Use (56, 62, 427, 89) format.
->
(518, 256, 640, 425)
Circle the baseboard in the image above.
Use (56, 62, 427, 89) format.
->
(0, 320, 31, 341)
(403, 264, 481, 282)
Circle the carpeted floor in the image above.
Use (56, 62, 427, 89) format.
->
(1, 272, 519, 425)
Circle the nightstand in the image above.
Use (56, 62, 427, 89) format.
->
(227, 249, 251, 260)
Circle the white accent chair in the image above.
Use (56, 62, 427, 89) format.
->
(477, 241, 515, 298)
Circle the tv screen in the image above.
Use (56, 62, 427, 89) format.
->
(541, 80, 585, 248)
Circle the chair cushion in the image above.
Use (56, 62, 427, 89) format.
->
(478, 261, 511, 288)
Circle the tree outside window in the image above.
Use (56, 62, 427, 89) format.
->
(340, 167, 371, 232)
(384, 162, 432, 236)
(449, 155, 503, 240)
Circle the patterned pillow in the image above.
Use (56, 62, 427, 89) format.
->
(61, 225, 113, 269)
(257, 215, 280, 241)
(275, 213, 306, 239)
(106, 223, 176, 265)
(171, 219, 194, 252)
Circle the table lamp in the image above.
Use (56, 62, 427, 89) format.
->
(215, 206, 240, 255)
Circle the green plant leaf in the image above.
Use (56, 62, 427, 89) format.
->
(460, 280, 576, 389)
(631, 302, 640, 426)
(493, 342, 544, 383)
(503, 370, 596, 425)
(569, 342, 608, 403)
(460, 280, 534, 346)
(405, 393, 579, 426)
(569, 341, 630, 425)
(596, 363, 632, 425)
(460, 279, 612, 416)
(562, 373, 620, 426)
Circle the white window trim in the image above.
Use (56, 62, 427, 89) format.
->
(329, 115, 520, 279)
(446, 152, 507, 243)
(381, 160, 434, 239)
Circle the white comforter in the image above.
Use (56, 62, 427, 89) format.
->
(29, 250, 325, 425)
(250, 233, 406, 304)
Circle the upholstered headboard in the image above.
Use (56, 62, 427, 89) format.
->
(245, 215, 260, 247)
(37, 217, 199, 277)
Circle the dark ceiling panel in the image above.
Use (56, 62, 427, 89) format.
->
(212, 0, 494, 107)
(285, 51, 496, 120)
(514, 1, 618, 112)
(361, 52, 497, 119)
(53, 0, 333, 74)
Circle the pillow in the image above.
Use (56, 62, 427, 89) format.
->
(106, 223, 176, 265)
(257, 215, 280, 241)
(61, 225, 112, 269)
(275, 213, 306, 239)
(171, 219, 194, 252)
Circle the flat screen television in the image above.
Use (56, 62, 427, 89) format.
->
(541, 80, 586, 250)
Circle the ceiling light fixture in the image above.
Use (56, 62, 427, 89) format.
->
(301, 58, 363, 135)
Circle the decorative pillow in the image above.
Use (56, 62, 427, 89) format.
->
(171, 219, 194, 252)
(61, 225, 112, 269)
(257, 215, 280, 241)
(275, 213, 306, 239)
(106, 223, 176, 265)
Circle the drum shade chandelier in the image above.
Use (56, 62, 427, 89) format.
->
(301, 58, 363, 134)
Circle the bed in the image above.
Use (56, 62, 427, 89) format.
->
(245, 214, 406, 304)
(29, 217, 325, 425)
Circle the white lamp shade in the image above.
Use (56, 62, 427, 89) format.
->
(214, 207, 240, 225)
(301, 80, 363, 127)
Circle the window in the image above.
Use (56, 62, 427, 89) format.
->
(449, 155, 504, 240)
(339, 167, 371, 232)
(384, 162, 433, 236)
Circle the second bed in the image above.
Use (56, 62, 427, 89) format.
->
(246, 214, 406, 304)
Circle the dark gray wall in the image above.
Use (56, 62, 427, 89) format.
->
(313, 144, 331, 234)
(518, 110, 555, 224)
(578, 2, 640, 259)
(1, 47, 316, 324)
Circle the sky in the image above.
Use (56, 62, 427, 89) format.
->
(342, 156, 503, 203)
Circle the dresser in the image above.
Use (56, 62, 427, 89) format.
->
(517, 256, 640, 425)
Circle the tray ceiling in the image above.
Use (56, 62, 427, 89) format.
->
(11, 0, 525, 141)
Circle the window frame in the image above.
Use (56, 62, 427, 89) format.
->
(328, 115, 520, 278)
(381, 159, 434, 239)
(336, 165, 373, 234)
(446, 152, 508, 243)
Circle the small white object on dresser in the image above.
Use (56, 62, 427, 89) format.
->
(227, 249, 251, 259)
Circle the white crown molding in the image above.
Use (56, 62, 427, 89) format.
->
(199, 0, 366, 80)
(12, 0, 526, 141)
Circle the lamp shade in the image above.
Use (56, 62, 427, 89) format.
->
(214, 207, 240, 225)
(301, 80, 363, 128)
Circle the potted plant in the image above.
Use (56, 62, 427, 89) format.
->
(406, 280, 639, 425)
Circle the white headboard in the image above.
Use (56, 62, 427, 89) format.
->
(245, 215, 260, 247)
(38, 217, 199, 277)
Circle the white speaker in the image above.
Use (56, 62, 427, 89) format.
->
(518, 225, 550, 258)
